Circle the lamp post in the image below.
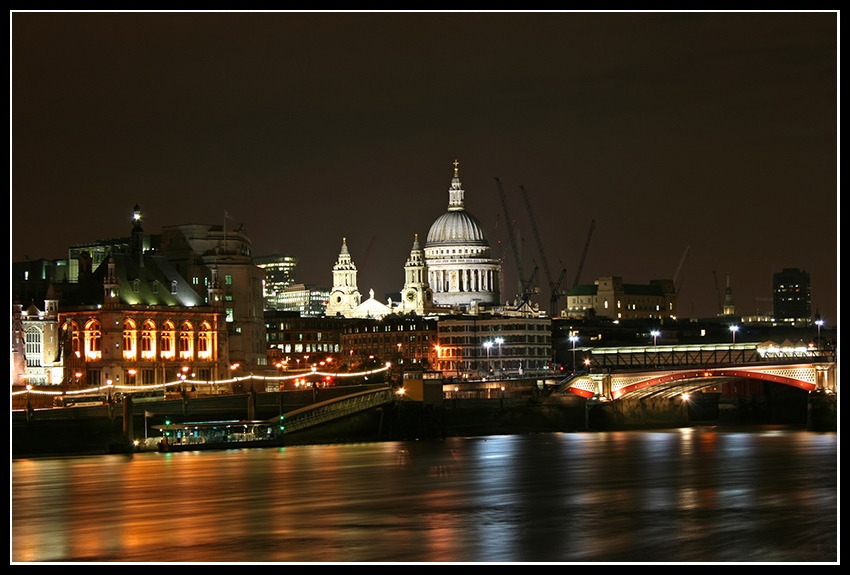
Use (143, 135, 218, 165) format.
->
(651, 330, 660, 367)
(230, 362, 241, 394)
(815, 318, 824, 351)
(106, 378, 114, 420)
(730, 325, 739, 345)
(569, 335, 578, 375)
(26, 384, 33, 421)
(484, 341, 493, 377)
(495, 337, 504, 377)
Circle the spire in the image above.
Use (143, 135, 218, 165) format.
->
(723, 272, 735, 316)
(448, 159, 465, 212)
(335, 237, 356, 270)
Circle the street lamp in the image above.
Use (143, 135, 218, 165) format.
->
(651, 330, 660, 367)
(815, 318, 824, 351)
(495, 337, 504, 376)
(569, 335, 578, 375)
(730, 325, 739, 345)
(484, 341, 493, 376)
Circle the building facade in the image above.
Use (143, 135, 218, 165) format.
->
(264, 310, 342, 371)
(433, 315, 552, 379)
(339, 314, 438, 371)
(278, 283, 331, 317)
(564, 276, 677, 321)
(52, 216, 228, 390)
(12, 285, 63, 386)
(159, 219, 267, 371)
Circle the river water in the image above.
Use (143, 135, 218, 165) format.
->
(11, 426, 838, 564)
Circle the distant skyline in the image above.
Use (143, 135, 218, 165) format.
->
(11, 11, 838, 324)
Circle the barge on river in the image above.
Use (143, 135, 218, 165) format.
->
(147, 419, 285, 452)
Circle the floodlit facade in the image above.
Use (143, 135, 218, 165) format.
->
(564, 276, 677, 321)
(433, 315, 552, 379)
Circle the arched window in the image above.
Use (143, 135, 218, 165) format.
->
(160, 321, 175, 360)
(197, 321, 213, 360)
(179, 321, 194, 360)
(84, 319, 102, 361)
(66, 320, 81, 358)
(141, 320, 156, 360)
(25, 327, 42, 367)
(123, 318, 138, 361)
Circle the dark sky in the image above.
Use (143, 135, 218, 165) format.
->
(11, 11, 838, 324)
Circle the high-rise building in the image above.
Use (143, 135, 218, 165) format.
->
(254, 254, 298, 310)
(278, 283, 330, 317)
(773, 268, 812, 325)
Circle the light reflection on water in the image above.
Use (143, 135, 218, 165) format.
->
(12, 428, 837, 563)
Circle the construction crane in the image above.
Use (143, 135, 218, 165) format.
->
(712, 270, 722, 316)
(572, 219, 596, 288)
(673, 245, 690, 295)
(360, 235, 376, 274)
(495, 178, 537, 309)
(520, 185, 567, 317)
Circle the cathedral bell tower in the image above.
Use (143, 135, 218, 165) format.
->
(401, 234, 433, 315)
(326, 237, 361, 317)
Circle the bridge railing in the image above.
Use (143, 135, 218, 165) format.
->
(586, 342, 831, 370)
(277, 387, 395, 434)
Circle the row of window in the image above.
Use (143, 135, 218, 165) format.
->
(64, 318, 216, 362)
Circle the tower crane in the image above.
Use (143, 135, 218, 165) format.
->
(673, 245, 690, 295)
(520, 185, 567, 317)
(495, 178, 537, 309)
(712, 270, 722, 316)
(572, 219, 596, 288)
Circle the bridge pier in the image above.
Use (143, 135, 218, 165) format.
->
(808, 392, 837, 431)
(587, 397, 690, 431)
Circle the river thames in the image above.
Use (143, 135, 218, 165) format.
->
(11, 426, 837, 564)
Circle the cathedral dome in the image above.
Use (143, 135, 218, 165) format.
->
(423, 161, 501, 309)
(426, 210, 489, 247)
(425, 161, 489, 247)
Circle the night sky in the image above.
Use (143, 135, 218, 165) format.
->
(11, 11, 838, 324)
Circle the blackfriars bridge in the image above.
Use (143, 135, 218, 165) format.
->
(559, 340, 836, 401)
